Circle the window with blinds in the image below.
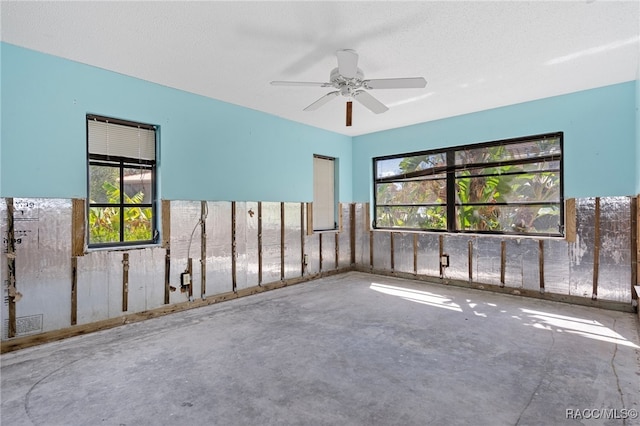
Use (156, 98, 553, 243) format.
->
(373, 132, 564, 236)
(86, 115, 157, 247)
(313, 155, 337, 231)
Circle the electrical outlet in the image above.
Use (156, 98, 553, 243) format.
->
(181, 272, 191, 286)
(303, 254, 309, 266)
(440, 254, 450, 268)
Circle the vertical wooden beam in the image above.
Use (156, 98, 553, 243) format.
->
(413, 234, 418, 274)
(592, 197, 601, 299)
(258, 202, 263, 285)
(6, 198, 16, 338)
(438, 234, 444, 279)
(306, 202, 314, 236)
(500, 240, 506, 287)
(280, 202, 285, 280)
(565, 198, 577, 242)
(468, 240, 473, 282)
(122, 253, 129, 312)
(539, 239, 545, 292)
(71, 257, 78, 325)
(349, 204, 356, 265)
(334, 232, 339, 271)
(365, 202, 373, 269)
(232, 201, 237, 292)
(390, 232, 395, 272)
(187, 258, 193, 298)
(301, 203, 305, 276)
(162, 200, 171, 304)
(633, 196, 639, 298)
(201, 201, 207, 298)
(319, 233, 323, 272)
(71, 199, 85, 257)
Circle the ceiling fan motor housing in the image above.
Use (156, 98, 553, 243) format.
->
(330, 67, 364, 97)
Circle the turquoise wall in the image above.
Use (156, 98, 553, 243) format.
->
(0, 43, 352, 202)
(1, 43, 638, 203)
(353, 81, 638, 201)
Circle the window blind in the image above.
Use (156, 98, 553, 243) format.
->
(88, 119, 155, 161)
(313, 156, 336, 230)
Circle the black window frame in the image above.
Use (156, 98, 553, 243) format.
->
(373, 132, 564, 237)
(86, 114, 158, 248)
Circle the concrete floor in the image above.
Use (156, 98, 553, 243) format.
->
(2, 271, 639, 426)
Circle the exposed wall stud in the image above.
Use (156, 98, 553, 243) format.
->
(122, 253, 129, 312)
(232, 201, 237, 292)
(565, 198, 577, 242)
(592, 197, 600, 300)
(280, 202, 285, 280)
(201, 201, 207, 298)
(71, 257, 78, 326)
(335, 232, 339, 271)
(188, 258, 194, 298)
(438, 235, 444, 278)
(319, 233, 323, 271)
(468, 240, 473, 282)
(162, 200, 171, 304)
(301, 203, 305, 276)
(71, 199, 85, 257)
(539, 239, 545, 292)
(258, 202, 263, 285)
(6, 198, 16, 338)
(390, 232, 395, 272)
(632, 196, 639, 297)
(350, 204, 356, 265)
(413, 234, 418, 274)
(164, 248, 171, 304)
(500, 240, 506, 287)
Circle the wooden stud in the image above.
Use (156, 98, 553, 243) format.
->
(565, 198, 577, 242)
(593, 197, 600, 299)
(161, 200, 171, 249)
(500, 240, 506, 287)
(281, 202, 285, 280)
(232, 201, 237, 292)
(164, 248, 171, 304)
(300, 202, 305, 276)
(201, 201, 207, 298)
(350, 204, 356, 266)
(319, 233, 323, 271)
(6, 198, 16, 338)
(413, 234, 418, 274)
(306, 202, 314, 236)
(468, 240, 473, 282)
(390, 232, 395, 272)
(338, 203, 343, 232)
(71, 199, 85, 257)
(188, 257, 194, 298)
(258, 202, 263, 285)
(71, 257, 78, 326)
(633, 196, 639, 296)
(122, 253, 129, 312)
(335, 232, 339, 270)
(539, 240, 545, 291)
(438, 235, 444, 278)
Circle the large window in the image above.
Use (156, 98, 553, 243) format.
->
(87, 115, 157, 247)
(374, 133, 563, 236)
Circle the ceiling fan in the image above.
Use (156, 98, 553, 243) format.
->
(271, 49, 427, 126)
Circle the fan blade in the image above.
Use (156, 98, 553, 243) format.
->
(304, 91, 340, 111)
(336, 49, 359, 79)
(353, 90, 389, 114)
(346, 101, 353, 127)
(271, 81, 332, 87)
(364, 77, 427, 89)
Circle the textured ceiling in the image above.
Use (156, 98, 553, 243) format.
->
(2, 1, 639, 136)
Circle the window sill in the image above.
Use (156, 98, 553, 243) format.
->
(370, 228, 565, 241)
(86, 243, 162, 253)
